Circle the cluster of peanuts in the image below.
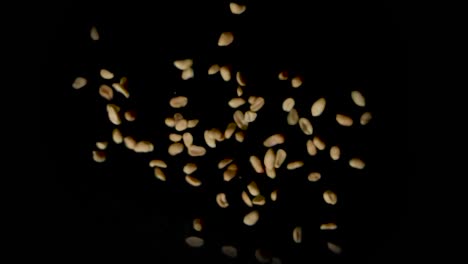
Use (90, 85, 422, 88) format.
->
(72, 1, 374, 262)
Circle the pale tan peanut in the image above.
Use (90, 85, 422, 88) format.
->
(264, 148, 275, 170)
(210, 129, 225, 142)
(247, 181, 260, 196)
(278, 71, 288, 80)
(112, 128, 123, 144)
(248, 96, 257, 104)
(174, 113, 183, 126)
(227, 163, 238, 171)
(224, 122, 236, 139)
(270, 190, 278, 201)
(173, 113, 184, 121)
(308, 172, 321, 182)
(320, 223, 337, 230)
(229, 2, 246, 15)
(263, 134, 284, 147)
(274, 149, 287, 168)
(218, 158, 233, 169)
(208, 64, 220, 75)
(306, 139, 317, 156)
(204, 130, 216, 148)
(336, 114, 353, 126)
(149, 160, 167, 168)
(266, 167, 276, 179)
(193, 218, 202, 232)
(169, 133, 182, 142)
(220, 65, 231, 81)
(173, 59, 193, 70)
(183, 132, 193, 147)
(188, 119, 199, 128)
(96, 141, 108, 150)
(351, 90, 366, 107)
(323, 190, 338, 205)
(244, 111, 257, 123)
(168, 143, 184, 156)
(233, 110, 247, 130)
(250, 97, 265, 112)
(242, 191, 253, 207)
(237, 87, 243, 96)
(291, 76, 303, 88)
(255, 249, 271, 264)
(249, 156, 264, 173)
(188, 145, 207, 157)
(124, 110, 136, 122)
(235, 131, 245, 142)
(90, 26, 99, 41)
(327, 242, 342, 254)
(181, 68, 194, 80)
(223, 164, 238, 182)
(292, 226, 302, 243)
(99, 84, 113, 100)
(243, 210, 259, 226)
(236, 71, 246, 86)
(313, 136, 326, 150)
(311, 97, 326, 117)
(252, 195, 266, 206)
(221, 245, 238, 258)
(330, 146, 340, 160)
(185, 175, 202, 187)
(134, 141, 154, 153)
(360, 112, 372, 125)
(72, 77, 87, 89)
(218, 32, 234, 46)
(154, 167, 166, 181)
(287, 108, 299, 125)
(170, 96, 188, 108)
(120, 76, 128, 86)
(175, 119, 188, 132)
(299, 117, 313, 135)
(183, 163, 197, 174)
(287, 161, 304, 170)
(100, 69, 114, 79)
(349, 158, 365, 169)
(185, 236, 204, 248)
(228, 98, 246, 108)
(92, 150, 106, 163)
(211, 128, 224, 141)
(112, 83, 130, 98)
(282, 98, 295, 112)
(124, 136, 136, 150)
(165, 118, 175, 128)
(223, 170, 237, 182)
(106, 104, 121, 125)
(216, 193, 229, 208)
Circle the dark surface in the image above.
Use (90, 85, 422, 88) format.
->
(39, 0, 408, 262)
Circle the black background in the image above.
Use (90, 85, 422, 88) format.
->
(37, 0, 408, 263)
